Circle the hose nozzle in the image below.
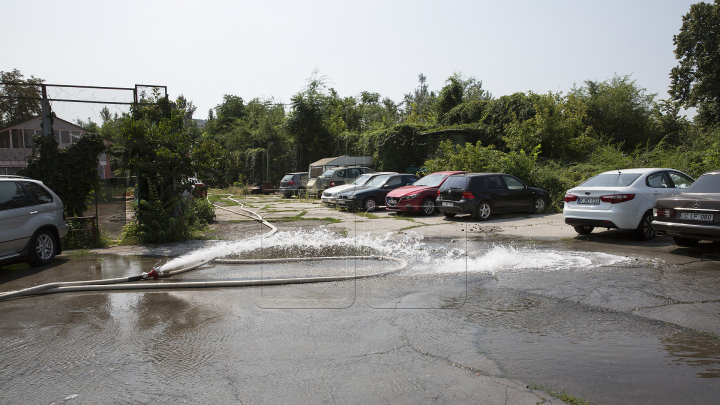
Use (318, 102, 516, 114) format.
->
(142, 268, 160, 280)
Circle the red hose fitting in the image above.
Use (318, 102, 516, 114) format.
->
(147, 268, 160, 279)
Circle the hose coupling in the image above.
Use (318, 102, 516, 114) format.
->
(142, 268, 160, 280)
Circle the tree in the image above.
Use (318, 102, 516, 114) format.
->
(670, 0, 720, 127)
(0, 69, 44, 128)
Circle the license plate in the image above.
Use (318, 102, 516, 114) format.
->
(577, 198, 600, 205)
(678, 212, 714, 222)
(442, 202, 454, 207)
(338, 200, 345, 205)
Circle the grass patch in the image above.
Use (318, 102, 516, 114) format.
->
(528, 384, 592, 405)
(399, 224, 428, 232)
(354, 212, 381, 219)
(391, 214, 416, 222)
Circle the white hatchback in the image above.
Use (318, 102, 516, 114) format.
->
(0, 176, 69, 266)
(563, 168, 694, 240)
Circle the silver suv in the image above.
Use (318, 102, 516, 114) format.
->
(0, 176, 68, 266)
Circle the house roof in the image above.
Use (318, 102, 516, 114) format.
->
(0, 115, 88, 132)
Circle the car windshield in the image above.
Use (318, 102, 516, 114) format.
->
(579, 173, 642, 187)
(321, 169, 335, 177)
(683, 173, 719, 193)
(352, 174, 373, 185)
(413, 173, 446, 187)
(368, 175, 391, 187)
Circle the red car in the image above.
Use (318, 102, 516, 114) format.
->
(385, 171, 469, 215)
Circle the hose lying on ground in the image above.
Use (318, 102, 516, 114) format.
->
(0, 195, 405, 301)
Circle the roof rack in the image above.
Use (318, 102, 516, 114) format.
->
(0, 175, 30, 179)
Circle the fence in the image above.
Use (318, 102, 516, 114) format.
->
(81, 177, 134, 241)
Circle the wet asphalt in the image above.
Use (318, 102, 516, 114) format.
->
(1, 212, 719, 404)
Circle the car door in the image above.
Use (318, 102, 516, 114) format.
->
(502, 175, 533, 210)
(378, 175, 403, 201)
(646, 171, 676, 203)
(0, 181, 43, 258)
(482, 175, 512, 212)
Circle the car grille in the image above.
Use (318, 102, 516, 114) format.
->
(323, 191, 333, 197)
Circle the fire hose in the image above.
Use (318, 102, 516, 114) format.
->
(0, 195, 406, 301)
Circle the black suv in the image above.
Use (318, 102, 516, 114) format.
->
(436, 173, 549, 220)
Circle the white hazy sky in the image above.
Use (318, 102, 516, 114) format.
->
(2, 0, 698, 121)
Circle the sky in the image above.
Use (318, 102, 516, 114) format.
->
(2, 0, 699, 122)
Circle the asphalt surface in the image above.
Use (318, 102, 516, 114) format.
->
(1, 194, 719, 404)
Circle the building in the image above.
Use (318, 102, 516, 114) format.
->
(0, 116, 112, 178)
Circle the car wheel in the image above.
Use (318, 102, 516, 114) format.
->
(443, 212, 456, 218)
(363, 197, 377, 212)
(475, 201, 492, 221)
(27, 229, 57, 267)
(673, 236, 699, 247)
(533, 197, 547, 214)
(295, 187, 305, 197)
(420, 198, 435, 216)
(637, 211, 656, 241)
(574, 225, 594, 235)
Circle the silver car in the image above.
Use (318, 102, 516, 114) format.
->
(0, 176, 68, 266)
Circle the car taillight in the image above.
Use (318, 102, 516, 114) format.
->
(288, 180, 295, 186)
(462, 191, 475, 199)
(564, 194, 578, 202)
(329, 181, 335, 187)
(600, 194, 635, 204)
(437, 189, 441, 197)
(653, 208, 676, 218)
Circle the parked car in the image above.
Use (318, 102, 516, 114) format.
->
(310, 166, 375, 196)
(279, 172, 309, 197)
(321, 172, 396, 205)
(0, 176, 68, 266)
(563, 168, 694, 240)
(653, 169, 720, 246)
(385, 171, 468, 215)
(337, 173, 418, 212)
(436, 173, 549, 220)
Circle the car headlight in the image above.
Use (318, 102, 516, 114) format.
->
(347, 195, 357, 199)
(402, 193, 420, 200)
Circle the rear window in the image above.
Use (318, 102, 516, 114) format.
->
(579, 173, 642, 187)
(321, 169, 336, 177)
(20, 182, 53, 204)
(684, 173, 719, 193)
(282, 174, 295, 181)
(442, 176, 469, 189)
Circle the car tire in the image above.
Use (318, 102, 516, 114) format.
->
(443, 212, 456, 218)
(420, 198, 435, 216)
(574, 225, 594, 235)
(27, 229, 57, 267)
(532, 197, 547, 214)
(474, 201, 492, 221)
(295, 187, 305, 197)
(637, 210, 656, 241)
(673, 236, 699, 247)
(363, 197, 377, 212)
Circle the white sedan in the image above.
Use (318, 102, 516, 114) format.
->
(563, 168, 694, 240)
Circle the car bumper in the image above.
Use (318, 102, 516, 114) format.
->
(436, 199, 475, 215)
(321, 196, 337, 204)
(385, 198, 420, 212)
(279, 188, 296, 197)
(653, 220, 720, 241)
(563, 203, 642, 230)
(337, 198, 361, 209)
(58, 223, 69, 239)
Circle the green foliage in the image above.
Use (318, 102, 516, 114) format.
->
(112, 96, 218, 243)
(374, 123, 434, 172)
(570, 74, 658, 148)
(22, 132, 105, 217)
(0, 69, 43, 128)
(670, 0, 720, 127)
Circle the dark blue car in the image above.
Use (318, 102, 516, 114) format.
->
(336, 173, 418, 212)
